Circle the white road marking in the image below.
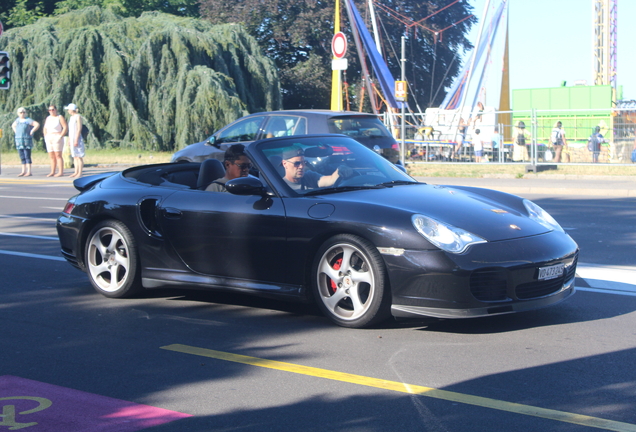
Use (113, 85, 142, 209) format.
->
(0, 214, 56, 221)
(0, 235, 634, 298)
(0, 232, 58, 241)
(0, 195, 68, 200)
(0, 249, 66, 261)
(576, 262, 636, 297)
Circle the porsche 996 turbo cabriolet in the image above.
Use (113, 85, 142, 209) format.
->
(57, 134, 578, 328)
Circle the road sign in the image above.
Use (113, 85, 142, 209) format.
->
(332, 32, 347, 59)
(331, 58, 348, 71)
(395, 80, 407, 102)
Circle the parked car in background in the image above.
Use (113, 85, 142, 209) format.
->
(170, 110, 400, 164)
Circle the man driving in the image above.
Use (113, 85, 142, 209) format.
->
(206, 144, 252, 192)
(282, 146, 348, 191)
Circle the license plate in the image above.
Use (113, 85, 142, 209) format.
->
(538, 263, 564, 281)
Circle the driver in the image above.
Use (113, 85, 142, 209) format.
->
(281, 147, 351, 191)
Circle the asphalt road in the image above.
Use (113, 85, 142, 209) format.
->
(1, 166, 636, 431)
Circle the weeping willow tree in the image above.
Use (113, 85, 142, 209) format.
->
(0, 6, 281, 151)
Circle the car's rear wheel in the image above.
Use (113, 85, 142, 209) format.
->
(312, 234, 391, 328)
(85, 220, 142, 298)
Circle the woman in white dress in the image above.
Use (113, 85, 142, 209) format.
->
(43, 105, 68, 177)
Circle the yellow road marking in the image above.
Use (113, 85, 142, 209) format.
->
(161, 344, 636, 432)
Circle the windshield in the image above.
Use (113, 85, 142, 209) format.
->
(327, 116, 393, 139)
(255, 136, 416, 196)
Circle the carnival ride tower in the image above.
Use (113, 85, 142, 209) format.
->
(593, 0, 617, 92)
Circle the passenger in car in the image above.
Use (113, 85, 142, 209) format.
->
(205, 144, 252, 192)
(281, 147, 350, 191)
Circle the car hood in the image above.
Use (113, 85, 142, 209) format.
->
(329, 183, 552, 242)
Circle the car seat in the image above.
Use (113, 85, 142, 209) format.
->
(197, 158, 225, 190)
(265, 118, 289, 138)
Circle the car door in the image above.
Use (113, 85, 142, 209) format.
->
(157, 188, 288, 285)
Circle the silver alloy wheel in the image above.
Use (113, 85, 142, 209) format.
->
(316, 242, 376, 321)
(87, 225, 131, 293)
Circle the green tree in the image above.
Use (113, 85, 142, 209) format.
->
(3, 0, 46, 27)
(0, 0, 200, 31)
(0, 7, 281, 151)
(199, 0, 476, 111)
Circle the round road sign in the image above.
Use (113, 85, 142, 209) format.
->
(332, 32, 347, 59)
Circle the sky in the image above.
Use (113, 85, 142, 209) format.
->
(464, 0, 635, 106)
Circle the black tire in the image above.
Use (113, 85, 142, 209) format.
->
(85, 220, 142, 298)
(312, 234, 391, 328)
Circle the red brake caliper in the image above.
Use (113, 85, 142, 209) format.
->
(329, 257, 342, 294)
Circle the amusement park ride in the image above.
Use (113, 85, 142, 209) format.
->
(331, 0, 623, 163)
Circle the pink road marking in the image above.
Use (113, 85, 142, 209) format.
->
(0, 375, 192, 431)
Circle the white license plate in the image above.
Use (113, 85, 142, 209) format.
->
(538, 263, 565, 281)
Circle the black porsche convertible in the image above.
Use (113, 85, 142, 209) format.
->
(57, 134, 578, 328)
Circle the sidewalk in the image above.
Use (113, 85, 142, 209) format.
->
(1, 163, 635, 196)
(0, 163, 127, 180)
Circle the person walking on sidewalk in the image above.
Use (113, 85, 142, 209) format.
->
(65, 103, 85, 178)
(587, 126, 604, 163)
(43, 105, 68, 177)
(11, 107, 40, 177)
(512, 121, 531, 162)
(551, 121, 568, 163)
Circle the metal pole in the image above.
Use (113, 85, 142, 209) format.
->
(343, 0, 377, 114)
(400, 36, 406, 165)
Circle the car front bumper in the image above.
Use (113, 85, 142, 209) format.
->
(383, 230, 579, 319)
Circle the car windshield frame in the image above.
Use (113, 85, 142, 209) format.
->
(251, 135, 416, 197)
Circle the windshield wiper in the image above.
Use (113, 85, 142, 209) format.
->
(303, 185, 385, 196)
(379, 180, 420, 187)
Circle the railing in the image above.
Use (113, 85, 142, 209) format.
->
(384, 108, 636, 165)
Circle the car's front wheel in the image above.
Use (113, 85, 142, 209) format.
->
(85, 220, 142, 298)
(312, 234, 391, 328)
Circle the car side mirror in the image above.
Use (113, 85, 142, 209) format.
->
(206, 135, 219, 148)
(226, 176, 270, 196)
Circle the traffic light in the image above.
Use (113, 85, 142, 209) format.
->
(0, 51, 10, 90)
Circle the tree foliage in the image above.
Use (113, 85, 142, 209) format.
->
(0, 7, 281, 151)
(199, 0, 476, 111)
(0, 0, 199, 30)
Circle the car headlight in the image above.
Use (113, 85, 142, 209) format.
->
(523, 199, 564, 233)
(412, 214, 486, 254)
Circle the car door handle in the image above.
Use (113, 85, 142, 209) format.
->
(163, 207, 182, 219)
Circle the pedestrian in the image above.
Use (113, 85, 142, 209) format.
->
(451, 118, 467, 160)
(550, 121, 568, 163)
(65, 103, 85, 178)
(472, 129, 484, 162)
(587, 126, 604, 163)
(11, 107, 40, 177)
(512, 120, 531, 162)
(43, 104, 68, 177)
